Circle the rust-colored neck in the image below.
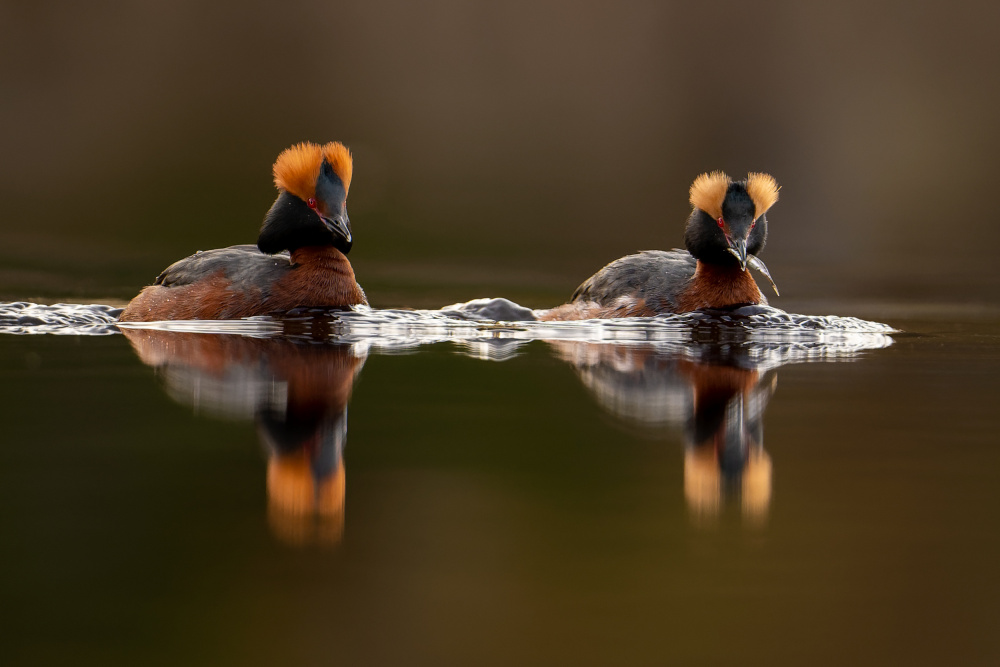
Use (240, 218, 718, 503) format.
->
(676, 260, 764, 312)
(266, 245, 367, 308)
(290, 246, 352, 271)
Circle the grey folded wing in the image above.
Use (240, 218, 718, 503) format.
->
(570, 249, 696, 308)
(154, 245, 292, 294)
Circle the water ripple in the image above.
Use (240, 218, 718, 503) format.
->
(0, 299, 897, 365)
(0, 302, 123, 335)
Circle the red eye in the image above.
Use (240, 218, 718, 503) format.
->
(716, 217, 725, 228)
(307, 197, 317, 209)
(750, 220, 756, 230)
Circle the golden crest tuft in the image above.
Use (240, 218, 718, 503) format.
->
(273, 142, 323, 201)
(689, 171, 731, 220)
(745, 172, 779, 219)
(322, 142, 353, 193)
(273, 141, 354, 202)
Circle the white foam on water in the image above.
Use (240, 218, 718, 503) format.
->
(0, 299, 897, 366)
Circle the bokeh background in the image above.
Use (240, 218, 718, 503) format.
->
(4, 5, 1000, 666)
(2, 1, 998, 313)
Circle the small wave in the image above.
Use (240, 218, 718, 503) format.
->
(1, 298, 897, 362)
(0, 302, 123, 335)
(327, 304, 896, 365)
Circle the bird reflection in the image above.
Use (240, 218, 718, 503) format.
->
(547, 341, 777, 522)
(120, 327, 365, 546)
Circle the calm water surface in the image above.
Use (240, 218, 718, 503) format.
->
(1, 304, 998, 666)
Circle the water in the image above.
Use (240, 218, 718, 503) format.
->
(2, 302, 999, 666)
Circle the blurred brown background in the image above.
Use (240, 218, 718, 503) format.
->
(1, 0, 997, 311)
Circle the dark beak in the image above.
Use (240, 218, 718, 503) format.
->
(726, 237, 748, 270)
(321, 210, 353, 253)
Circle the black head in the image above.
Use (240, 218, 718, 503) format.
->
(684, 172, 778, 269)
(257, 142, 354, 255)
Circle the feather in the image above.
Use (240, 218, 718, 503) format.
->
(689, 171, 731, 220)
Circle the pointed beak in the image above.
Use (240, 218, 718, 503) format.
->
(321, 210, 353, 248)
(726, 237, 748, 270)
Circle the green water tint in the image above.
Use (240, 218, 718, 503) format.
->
(113, 312, 893, 537)
(0, 300, 897, 532)
(4, 304, 1000, 665)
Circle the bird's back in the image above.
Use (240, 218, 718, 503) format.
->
(540, 250, 696, 320)
(120, 245, 295, 321)
(155, 245, 292, 292)
(571, 249, 696, 308)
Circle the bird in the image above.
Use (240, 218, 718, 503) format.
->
(538, 171, 780, 320)
(118, 141, 367, 322)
